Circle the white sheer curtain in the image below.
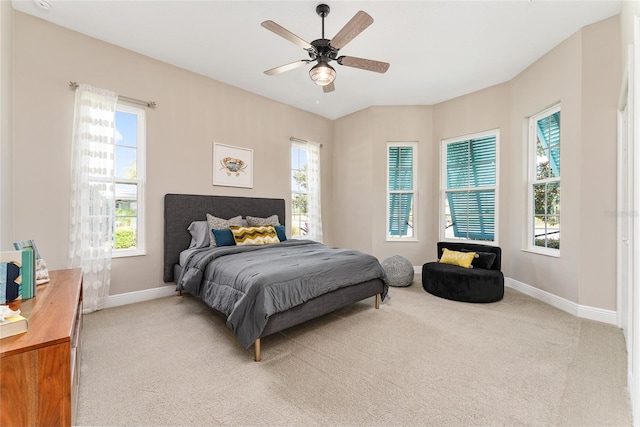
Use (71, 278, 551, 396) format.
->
(68, 84, 118, 314)
(306, 141, 323, 243)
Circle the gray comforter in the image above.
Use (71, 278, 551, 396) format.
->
(177, 239, 388, 349)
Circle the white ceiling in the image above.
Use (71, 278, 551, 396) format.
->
(12, 0, 621, 120)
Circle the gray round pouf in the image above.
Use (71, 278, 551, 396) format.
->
(382, 255, 414, 287)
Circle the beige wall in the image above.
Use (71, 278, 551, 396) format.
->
(331, 106, 433, 265)
(11, 11, 333, 295)
(1, 1, 13, 250)
(331, 108, 376, 252)
(508, 15, 620, 309)
(7, 10, 622, 311)
(508, 23, 584, 304)
(579, 16, 621, 308)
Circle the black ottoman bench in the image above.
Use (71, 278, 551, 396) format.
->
(422, 242, 504, 303)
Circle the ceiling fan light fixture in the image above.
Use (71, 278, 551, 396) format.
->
(309, 61, 336, 86)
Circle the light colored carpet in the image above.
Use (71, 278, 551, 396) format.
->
(77, 278, 632, 426)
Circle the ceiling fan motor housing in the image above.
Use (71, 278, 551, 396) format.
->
(309, 38, 337, 62)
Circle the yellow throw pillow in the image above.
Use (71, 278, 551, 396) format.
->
(229, 225, 280, 246)
(439, 248, 475, 268)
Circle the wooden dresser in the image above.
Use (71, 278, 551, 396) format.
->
(0, 268, 83, 427)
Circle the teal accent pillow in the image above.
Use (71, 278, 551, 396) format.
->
(274, 225, 287, 242)
(212, 228, 236, 247)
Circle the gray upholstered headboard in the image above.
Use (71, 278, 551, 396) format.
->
(164, 193, 286, 282)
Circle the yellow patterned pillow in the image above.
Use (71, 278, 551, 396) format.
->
(439, 248, 475, 268)
(229, 225, 280, 246)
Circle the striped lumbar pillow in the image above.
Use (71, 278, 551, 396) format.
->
(229, 225, 280, 246)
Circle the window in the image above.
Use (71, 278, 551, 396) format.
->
(291, 143, 308, 238)
(291, 141, 322, 241)
(113, 103, 146, 256)
(442, 130, 498, 242)
(387, 142, 417, 240)
(528, 105, 560, 253)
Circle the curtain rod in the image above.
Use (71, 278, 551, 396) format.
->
(69, 81, 156, 109)
(290, 137, 322, 147)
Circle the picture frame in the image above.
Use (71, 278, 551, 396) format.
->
(213, 142, 254, 188)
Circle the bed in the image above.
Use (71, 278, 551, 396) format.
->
(163, 193, 388, 361)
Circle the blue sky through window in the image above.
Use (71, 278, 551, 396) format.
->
(115, 110, 137, 178)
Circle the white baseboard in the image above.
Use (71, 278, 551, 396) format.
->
(413, 268, 617, 325)
(103, 284, 177, 309)
(102, 274, 617, 327)
(505, 277, 618, 325)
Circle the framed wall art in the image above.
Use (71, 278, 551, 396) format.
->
(213, 142, 254, 188)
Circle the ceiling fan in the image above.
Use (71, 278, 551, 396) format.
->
(261, 4, 390, 93)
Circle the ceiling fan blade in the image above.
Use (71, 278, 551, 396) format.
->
(338, 56, 390, 73)
(330, 11, 374, 50)
(261, 20, 313, 50)
(323, 82, 335, 93)
(264, 60, 309, 76)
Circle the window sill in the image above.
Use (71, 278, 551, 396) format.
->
(113, 249, 147, 259)
(520, 247, 560, 258)
(440, 238, 498, 246)
(386, 238, 419, 242)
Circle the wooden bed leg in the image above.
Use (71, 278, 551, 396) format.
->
(375, 294, 381, 309)
(254, 338, 261, 362)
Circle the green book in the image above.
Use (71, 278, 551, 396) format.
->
(20, 249, 35, 299)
